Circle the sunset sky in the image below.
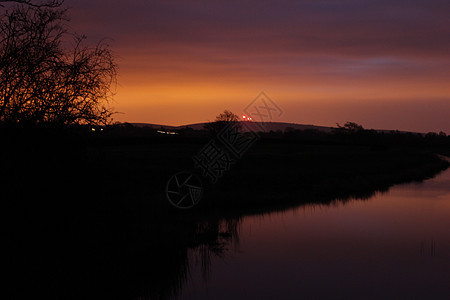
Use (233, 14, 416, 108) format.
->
(65, 0, 450, 133)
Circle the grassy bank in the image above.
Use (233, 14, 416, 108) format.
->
(3, 131, 448, 219)
(203, 143, 449, 212)
(80, 138, 450, 215)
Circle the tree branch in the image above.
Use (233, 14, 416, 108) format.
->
(0, 0, 62, 8)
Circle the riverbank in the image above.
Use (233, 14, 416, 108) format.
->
(2, 135, 449, 219)
(201, 144, 449, 212)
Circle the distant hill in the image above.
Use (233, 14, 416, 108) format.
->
(130, 121, 336, 133)
(129, 121, 424, 135)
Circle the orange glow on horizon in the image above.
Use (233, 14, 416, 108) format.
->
(113, 62, 450, 133)
(65, 0, 450, 133)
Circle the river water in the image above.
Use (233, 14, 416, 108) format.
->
(179, 167, 450, 299)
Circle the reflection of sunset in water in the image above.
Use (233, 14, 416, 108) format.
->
(183, 168, 450, 299)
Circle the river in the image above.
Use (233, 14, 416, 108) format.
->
(178, 167, 450, 299)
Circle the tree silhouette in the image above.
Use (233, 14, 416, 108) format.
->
(204, 109, 241, 135)
(0, 2, 116, 126)
(0, 0, 61, 8)
(214, 110, 240, 123)
(336, 121, 365, 132)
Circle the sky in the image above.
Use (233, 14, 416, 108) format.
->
(64, 0, 449, 133)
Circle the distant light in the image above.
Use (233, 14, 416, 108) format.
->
(91, 128, 96, 131)
(157, 130, 178, 135)
(242, 115, 246, 119)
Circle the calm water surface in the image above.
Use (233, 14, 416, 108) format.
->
(179, 168, 450, 299)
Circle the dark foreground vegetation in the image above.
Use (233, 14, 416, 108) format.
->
(2, 124, 449, 299)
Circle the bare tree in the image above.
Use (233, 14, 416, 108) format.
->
(336, 121, 365, 132)
(214, 110, 240, 123)
(0, 0, 62, 8)
(0, 3, 116, 126)
(204, 110, 241, 135)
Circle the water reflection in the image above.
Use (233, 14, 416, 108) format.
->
(117, 166, 450, 299)
(179, 167, 450, 299)
(10, 167, 450, 299)
(130, 217, 242, 299)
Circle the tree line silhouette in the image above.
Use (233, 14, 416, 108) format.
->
(0, 0, 116, 127)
